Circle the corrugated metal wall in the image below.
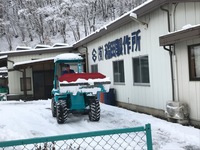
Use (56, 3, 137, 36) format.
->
(85, 8, 172, 111)
(169, 2, 200, 121)
(175, 39, 200, 122)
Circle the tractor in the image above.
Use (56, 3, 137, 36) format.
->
(51, 53, 110, 124)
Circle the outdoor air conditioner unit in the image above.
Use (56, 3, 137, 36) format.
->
(165, 101, 189, 125)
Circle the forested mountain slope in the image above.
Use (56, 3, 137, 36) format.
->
(0, 0, 146, 51)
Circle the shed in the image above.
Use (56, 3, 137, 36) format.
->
(0, 46, 77, 100)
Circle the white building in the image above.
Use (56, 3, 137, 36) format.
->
(74, 0, 200, 127)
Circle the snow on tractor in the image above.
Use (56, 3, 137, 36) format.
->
(51, 53, 111, 124)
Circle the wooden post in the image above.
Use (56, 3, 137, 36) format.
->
(23, 68, 27, 99)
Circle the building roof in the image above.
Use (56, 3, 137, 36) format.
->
(0, 46, 76, 69)
(159, 24, 200, 46)
(0, 46, 74, 57)
(73, 0, 200, 48)
(0, 0, 199, 67)
(13, 57, 54, 69)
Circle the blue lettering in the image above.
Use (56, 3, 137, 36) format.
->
(115, 38, 123, 56)
(123, 35, 131, 54)
(132, 29, 141, 51)
(123, 36, 127, 55)
(92, 49, 97, 62)
(93, 29, 141, 61)
(107, 42, 112, 59)
(98, 46, 104, 61)
(111, 41, 116, 58)
(104, 43, 109, 60)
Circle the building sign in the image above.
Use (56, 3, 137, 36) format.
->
(92, 29, 141, 62)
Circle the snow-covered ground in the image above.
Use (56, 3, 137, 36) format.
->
(0, 100, 200, 150)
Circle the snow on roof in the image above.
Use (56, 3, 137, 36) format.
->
(34, 44, 51, 49)
(54, 53, 83, 62)
(160, 24, 200, 36)
(52, 43, 69, 47)
(0, 67, 8, 73)
(0, 55, 7, 60)
(15, 46, 32, 51)
(130, 12, 137, 19)
(0, 46, 73, 56)
(13, 57, 54, 67)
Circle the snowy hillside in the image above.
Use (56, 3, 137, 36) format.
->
(0, 100, 200, 150)
(0, 0, 147, 51)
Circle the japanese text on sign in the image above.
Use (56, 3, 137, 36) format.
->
(92, 29, 141, 62)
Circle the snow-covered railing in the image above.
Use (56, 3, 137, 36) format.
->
(0, 124, 153, 150)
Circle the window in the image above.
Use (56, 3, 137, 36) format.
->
(113, 60, 125, 83)
(188, 44, 200, 81)
(20, 77, 32, 91)
(91, 64, 98, 73)
(133, 56, 150, 85)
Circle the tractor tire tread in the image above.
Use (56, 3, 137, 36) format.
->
(89, 100, 100, 121)
(56, 100, 68, 124)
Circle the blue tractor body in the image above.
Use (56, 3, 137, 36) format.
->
(51, 53, 110, 124)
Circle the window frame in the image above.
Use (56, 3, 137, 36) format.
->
(113, 59, 125, 85)
(188, 43, 200, 81)
(91, 64, 98, 73)
(132, 55, 150, 86)
(20, 77, 32, 91)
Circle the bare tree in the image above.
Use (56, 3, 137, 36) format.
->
(34, 14, 44, 43)
(3, 22, 13, 50)
(90, 0, 97, 32)
(0, 1, 4, 37)
(0, 0, 148, 48)
(60, 20, 67, 43)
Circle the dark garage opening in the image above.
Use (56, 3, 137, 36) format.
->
(33, 70, 54, 99)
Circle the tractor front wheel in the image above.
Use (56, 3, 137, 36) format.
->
(89, 99, 100, 121)
(56, 100, 68, 124)
(51, 98, 57, 117)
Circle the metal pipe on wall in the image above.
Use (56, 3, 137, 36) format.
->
(160, 6, 175, 101)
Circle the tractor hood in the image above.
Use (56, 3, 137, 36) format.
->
(58, 73, 111, 95)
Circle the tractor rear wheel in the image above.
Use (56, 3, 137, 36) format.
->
(89, 99, 100, 121)
(56, 100, 68, 124)
(51, 98, 56, 117)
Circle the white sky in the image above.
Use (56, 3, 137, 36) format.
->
(0, 100, 199, 150)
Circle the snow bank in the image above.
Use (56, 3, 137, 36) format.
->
(0, 100, 199, 150)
